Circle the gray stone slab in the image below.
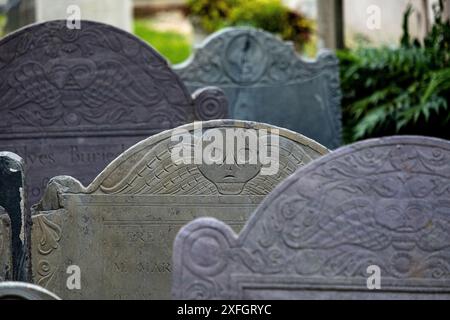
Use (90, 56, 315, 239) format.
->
(173, 136, 450, 300)
(0, 152, 29, 281)
(30, 120, 328, 299)
(0, 208, 12, 281)
(0, 20, 228, 207)
(0, 282, 60, 299)
(175, 27, 342, 149)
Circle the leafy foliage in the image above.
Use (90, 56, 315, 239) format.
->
(134, 20, 192, 64)
(338, 1, 450, 142)
(187, 0, 313, 50)
(0, 14, 6, 38)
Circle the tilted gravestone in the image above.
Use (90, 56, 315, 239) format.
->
(0, 20, 228, 207)
(174, 27, 342, 149)
(0, 152, 29, 281)
(173, 136, 450, 300)
(0, 207, 12, 281)
(0, 282, 60, 300)
(30, 120, 328, 299)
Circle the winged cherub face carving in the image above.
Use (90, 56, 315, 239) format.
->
(197, 128, 262, 195)
(45, 58, 96, 90)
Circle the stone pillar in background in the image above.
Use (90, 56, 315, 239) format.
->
(317, 0, 345, 49)
(5, 0, 35, 33)
(0, 152, 30, 281)
(444, 0, 450, 21)
(35, 0, 133, 32)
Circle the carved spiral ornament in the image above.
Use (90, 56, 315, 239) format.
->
(193, 87, 229, 120)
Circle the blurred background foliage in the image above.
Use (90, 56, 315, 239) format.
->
(1, 1, 449, 144)
(134, 19, 192, 64)
(338, 0, 450, 143)
(0, 14, 5, 37)
(187, 0, 314, 53)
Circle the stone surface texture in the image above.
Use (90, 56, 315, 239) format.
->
(0, 152, 29, 281)
(173, 136, 450, 300)
(0, 281, 60, 300)
(0, 20, 228, 206)
(30, 120, 327, 299)
(0, 208, 12, 281)
(175, 27, 342, 149)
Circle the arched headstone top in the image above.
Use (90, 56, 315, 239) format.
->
(174, 27, 342, 149)
(30, 120, 326, 299)
(0, 282, 60, 300)
(173, 136, 450, 299)
(37, 120, 328, 208)
(0, 20, 228, 206)
(176, 27, 339, 87)
(242, 136, 450, 242)
(0, 20, 227, 135)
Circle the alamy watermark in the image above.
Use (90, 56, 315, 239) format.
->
(366, 5, 382, 30)
(367, 265, 381, 290)
(66, 5, 81, 30)
(170, 122, 280, 176)
(66, 265, 81, 290)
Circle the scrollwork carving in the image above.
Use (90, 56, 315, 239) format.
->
(192, 87, 229, 120)
(33, 214, 62, 288)
(175, 27, 342, 148)
(0, 20, 194, 133)
(173, 136, 450, 299)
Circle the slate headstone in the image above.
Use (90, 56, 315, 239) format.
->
(0, 281, 60, 299)
(0, 152, 29, 281)
(0, 207, 12, 281)
(30, 120, 328, 299)
(0, 20, 228, 207)
(175, 27, 342, 149)
(173, 136, 450, 299)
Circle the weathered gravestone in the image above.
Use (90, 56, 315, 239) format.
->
(0, 207, 12, 281)
(0, 281, 60, 299)
(173, 136, 450, 300)
(0, 152, 29, 281)
(174, 27, 342, 149)
(31, 120, 328, 299)
(0, 20, 228, 207)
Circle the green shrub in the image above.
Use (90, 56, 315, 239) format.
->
(0, 14, 6, 38)
(339, 1, 450, 143)
(187, 0, 238, 32)
(134, 20, 192, 64)
(228, 0, 287, 32)
(187, 0, 312, 50)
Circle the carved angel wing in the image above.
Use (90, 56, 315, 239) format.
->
(99, 139, 217, 195)
(0, 62, 62, 126)
(244, 138, 315, 195)
(1, 62, 60, 111)
(82, 61, 163, 109)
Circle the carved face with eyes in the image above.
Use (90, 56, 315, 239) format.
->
(45, 58, 96, 90)
(375, 199, 432, 233)
(197, 129, 262, 195)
